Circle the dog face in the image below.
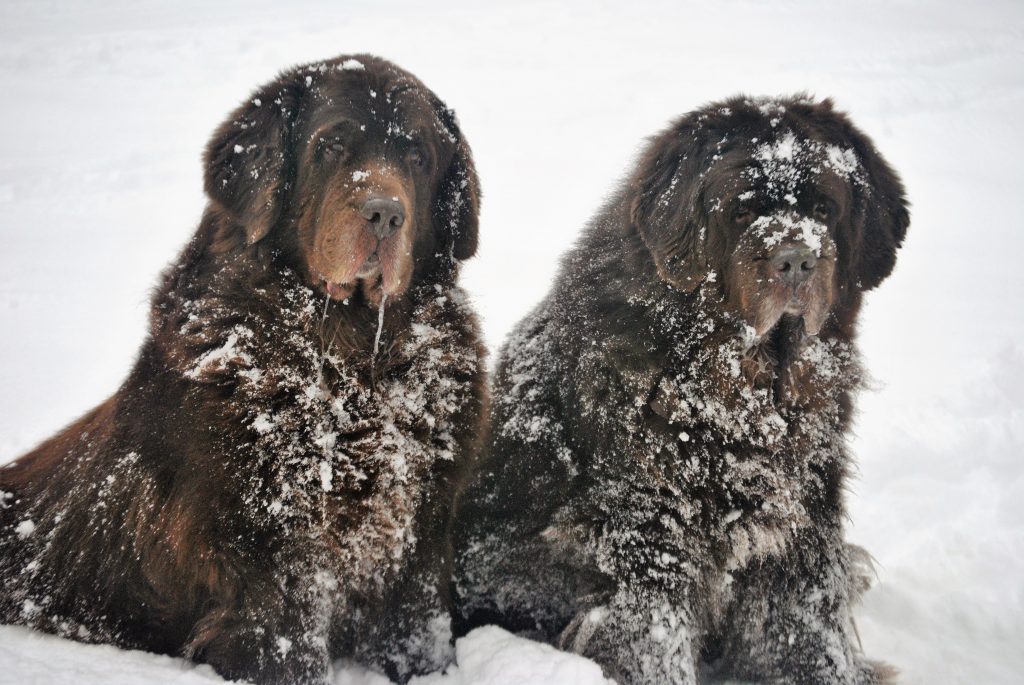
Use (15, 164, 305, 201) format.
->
(203, 55, 480, 302)
(629, 96, 909, 340)
(708, 132, 850, 338)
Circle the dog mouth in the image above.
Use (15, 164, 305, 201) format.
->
(320, 252, 385, 301)
(768, 292, 810, 324)
(322, 280, 350, 300)
(354, 252, 381, 279)
(732, 250, 834, 340)
(768, 308, 807, 335)
(782, 290, 812, 315)
(758, 286, 833, 340)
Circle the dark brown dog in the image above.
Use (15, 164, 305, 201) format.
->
(0, 54, 486, 685)
(455, 96, 908, 684)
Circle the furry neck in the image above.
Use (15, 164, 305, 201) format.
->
(644, 281, 859, 413)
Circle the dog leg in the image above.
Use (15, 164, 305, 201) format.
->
(717, 541, 896, 684)
(558, 587, 700, 685)
(363, 575, 455, 683)
(187, 561, 336, 685)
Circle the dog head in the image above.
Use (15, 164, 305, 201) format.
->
(628, 96, 908, 340)
(203, 54, 480, 302)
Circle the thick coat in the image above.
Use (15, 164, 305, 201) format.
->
(0, 54, 487, 685)
(455, 96, 908, 685)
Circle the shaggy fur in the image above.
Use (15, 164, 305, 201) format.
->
(0, 55, 486, 685)
(454, 96, 908, 684)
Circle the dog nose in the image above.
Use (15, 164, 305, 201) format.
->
(771, 244, 817, 287)
(360, 197, 405, 239)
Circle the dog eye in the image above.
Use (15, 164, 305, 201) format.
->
(407, 146, 426, 169)
(812, 201, 833, 221)
(732, 206, 755, 225)
(318, 137, 347, 160)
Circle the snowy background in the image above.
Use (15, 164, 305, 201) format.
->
(0, 0, 1022, 683)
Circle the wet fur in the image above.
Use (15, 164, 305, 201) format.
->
(0, 54, 486, 685)
(454, 96, 907, 684)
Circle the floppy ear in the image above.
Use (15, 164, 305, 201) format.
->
(433, 103, 481, 261)
(833, 112, 910, 291)
(628, 123, 709, 291)
(203, 75, 302, 247)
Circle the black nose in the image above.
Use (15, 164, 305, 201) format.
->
(360, 197, 405, 239)
(771, 244, 818, 287)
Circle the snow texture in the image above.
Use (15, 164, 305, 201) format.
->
(0, 251, 482, 680)
(0, 0, 1022, 684)
(0, 625, 613, 685)
(749, 213, 827, 256)
(456, 177, 878, 681)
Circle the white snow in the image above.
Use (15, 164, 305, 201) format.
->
(0, 625, 612, 685)
(749, 212, 827, 255)
(319, 460, 334, 492)
(14, 519, 35, 539)
(184, 326, 255, 380)
(0, 1, 1022, 684)
(252, 412, 275, 434)
(824, 144, 860, 177)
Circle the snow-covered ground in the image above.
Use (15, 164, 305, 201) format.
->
(1, 0, 1022, 683)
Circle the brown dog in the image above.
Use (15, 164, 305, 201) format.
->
(455, 96, 907, 684)
(0, 54, 486, 685)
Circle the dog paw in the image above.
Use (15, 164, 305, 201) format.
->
(858, 659, 899, 684)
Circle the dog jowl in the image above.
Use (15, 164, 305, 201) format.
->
(0, 55, 486, 685)
(455, 96, 907, 685)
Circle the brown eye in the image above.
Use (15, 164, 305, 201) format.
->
(408, 146, 426, 169)
(318, 137, 346, 160)
(732, 206, 755, 225)
(812, 200, 832, 222)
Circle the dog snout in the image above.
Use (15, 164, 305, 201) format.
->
(771, 244, 818, 287)
(360, 197, 405, 240)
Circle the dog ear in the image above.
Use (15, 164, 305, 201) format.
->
(203, 75, 303, 247)
(628, 123, 710, 291)
(433, 103, 481, 261)
(825, 105, 910, 291)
